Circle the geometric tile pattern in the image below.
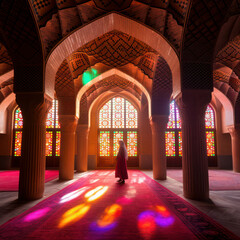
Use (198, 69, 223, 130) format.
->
(0, 43, 13, 66)
(79, 31, 155, 67)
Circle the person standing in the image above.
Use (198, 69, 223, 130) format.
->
(115, 140, 128, 184)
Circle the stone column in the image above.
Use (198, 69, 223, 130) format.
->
(59, 115, 78, 180)
(176, 90, 211, 200)
(76, 124, 89, 172)
(229, 125, 240, 172)
(16, 93, 51, 200)
(150, 115, 169, 180)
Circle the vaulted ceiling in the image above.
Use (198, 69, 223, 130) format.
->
(0, 0, 240, 113)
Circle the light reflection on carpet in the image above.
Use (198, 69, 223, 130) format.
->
(0, 170, 238, 240)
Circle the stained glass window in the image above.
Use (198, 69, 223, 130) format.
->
(13, 100, 61, 158)
(113, 131, 123, 156)
(206, 131, 215, 156)
(56, 131, 61, 156)
(126, 100, 138, 128)
(167, 101, 176, 129)
(46, 131, 53, 156)
(14, 108, 23, 129)
(98, 97, 138, 160)
(165, 131, 175, 156)
(165, 100, 216, 161)
(205, 105, 215, 129)
(99, 100, 111, 128)
(99, 131, 110, 156)
(14, 131, 22, 156)
(127, 131, 137, 156)
(178, 131, 182, 157)
(112, 97, 124, 128)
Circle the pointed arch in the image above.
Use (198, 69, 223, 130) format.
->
(45, 13, 180, 99)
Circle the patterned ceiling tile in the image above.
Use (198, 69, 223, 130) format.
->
(79, 31, 156, 67)
(0, 43, 13, 66)
(55, 59, 74, 95)
(93, 0, 133, 11)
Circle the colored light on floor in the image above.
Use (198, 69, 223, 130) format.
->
(96, 204, 122, 228)
(58, 203, 90, 228)
(138, 211, 156, 239)
(116, 196, 132, 205)
(23, 207, 51, 222)
(85, 186, 109, 202)
(59, 186, 89, 203)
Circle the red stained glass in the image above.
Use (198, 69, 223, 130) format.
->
(205, 105, 215, 129)
(167, 101, 176, 129)
(113, 131, 123, 156)
(112, 97, 124, 128)
(99, 131, 110, 156)
(165, 131, 175, 156)
(179, 131, 182, 157)
(56, 131, 61, 156)
(99, 100, 111, 128)
(206, 131, 215, 156)
(126, 100, 138, 128)
(14, 131, 22, 156)
(46, 131, 53, 156)
(127, 131, 137, 156)
(14, 108, 23, 129)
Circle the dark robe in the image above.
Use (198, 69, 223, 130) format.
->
(115, 147, 128, 179)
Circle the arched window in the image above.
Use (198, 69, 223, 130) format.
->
(98, 97, 138, 167)
(165, 101, 216, 167)
(12, 100, 61, 167)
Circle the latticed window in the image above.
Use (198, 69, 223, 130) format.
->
(165, 100, 216, 166)
(13, 100, 61, 162)
(98, 97, 138, 167)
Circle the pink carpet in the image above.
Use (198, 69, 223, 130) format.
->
(167, 169, 240, 191)
(0, 170, 238, 240)
(0, 170, 59, 191)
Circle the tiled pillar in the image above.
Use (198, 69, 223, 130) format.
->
(150, 115, 169, 180)
(59, 115, 78, 180)
(76, 124, 89, 172)
(16, 93, 51, 200)
(229, 126, 240, 172)
(176, 90, 211, 200)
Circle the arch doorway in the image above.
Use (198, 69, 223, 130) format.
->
(98, 97, 138, 168)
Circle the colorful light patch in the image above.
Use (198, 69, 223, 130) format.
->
(126, 100, 138, 128)
(59, 203, 90, 228)
(82, 68, 99, 85)
(127, 131, 137, 156)
(14, 131, 22, 156)
(205, 105, 215, 129)
(112, 97, 124, 128)
(46, 131, 53, 156)
(14, 108, 23, 129)
(84, 186, 109, 202)
(179, 131, 182, 157)
(56, 131, 61, 156)
(206, 131, 215, 156)
(175, 103, 181, 129)
(99, 131, 110, 156)
(24, 207, 51, 222)
(99, 100, 111, 128)
(113, 131, 123, 156)
(165, 131, 175, 156)
(59, 187, 89, 203)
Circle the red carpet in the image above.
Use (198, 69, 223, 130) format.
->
(0, 170, 59, 191)
(0, 170, 238, 240)
(167, 169, 240, 191)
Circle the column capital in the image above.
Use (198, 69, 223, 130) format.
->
(76, 123, 89, 132)
(150, 115, 168, 134)
(59, 115, 78, 131)
(176, 90, 211, 110)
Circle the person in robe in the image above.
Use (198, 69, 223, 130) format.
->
(115, 140, 128, 184)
